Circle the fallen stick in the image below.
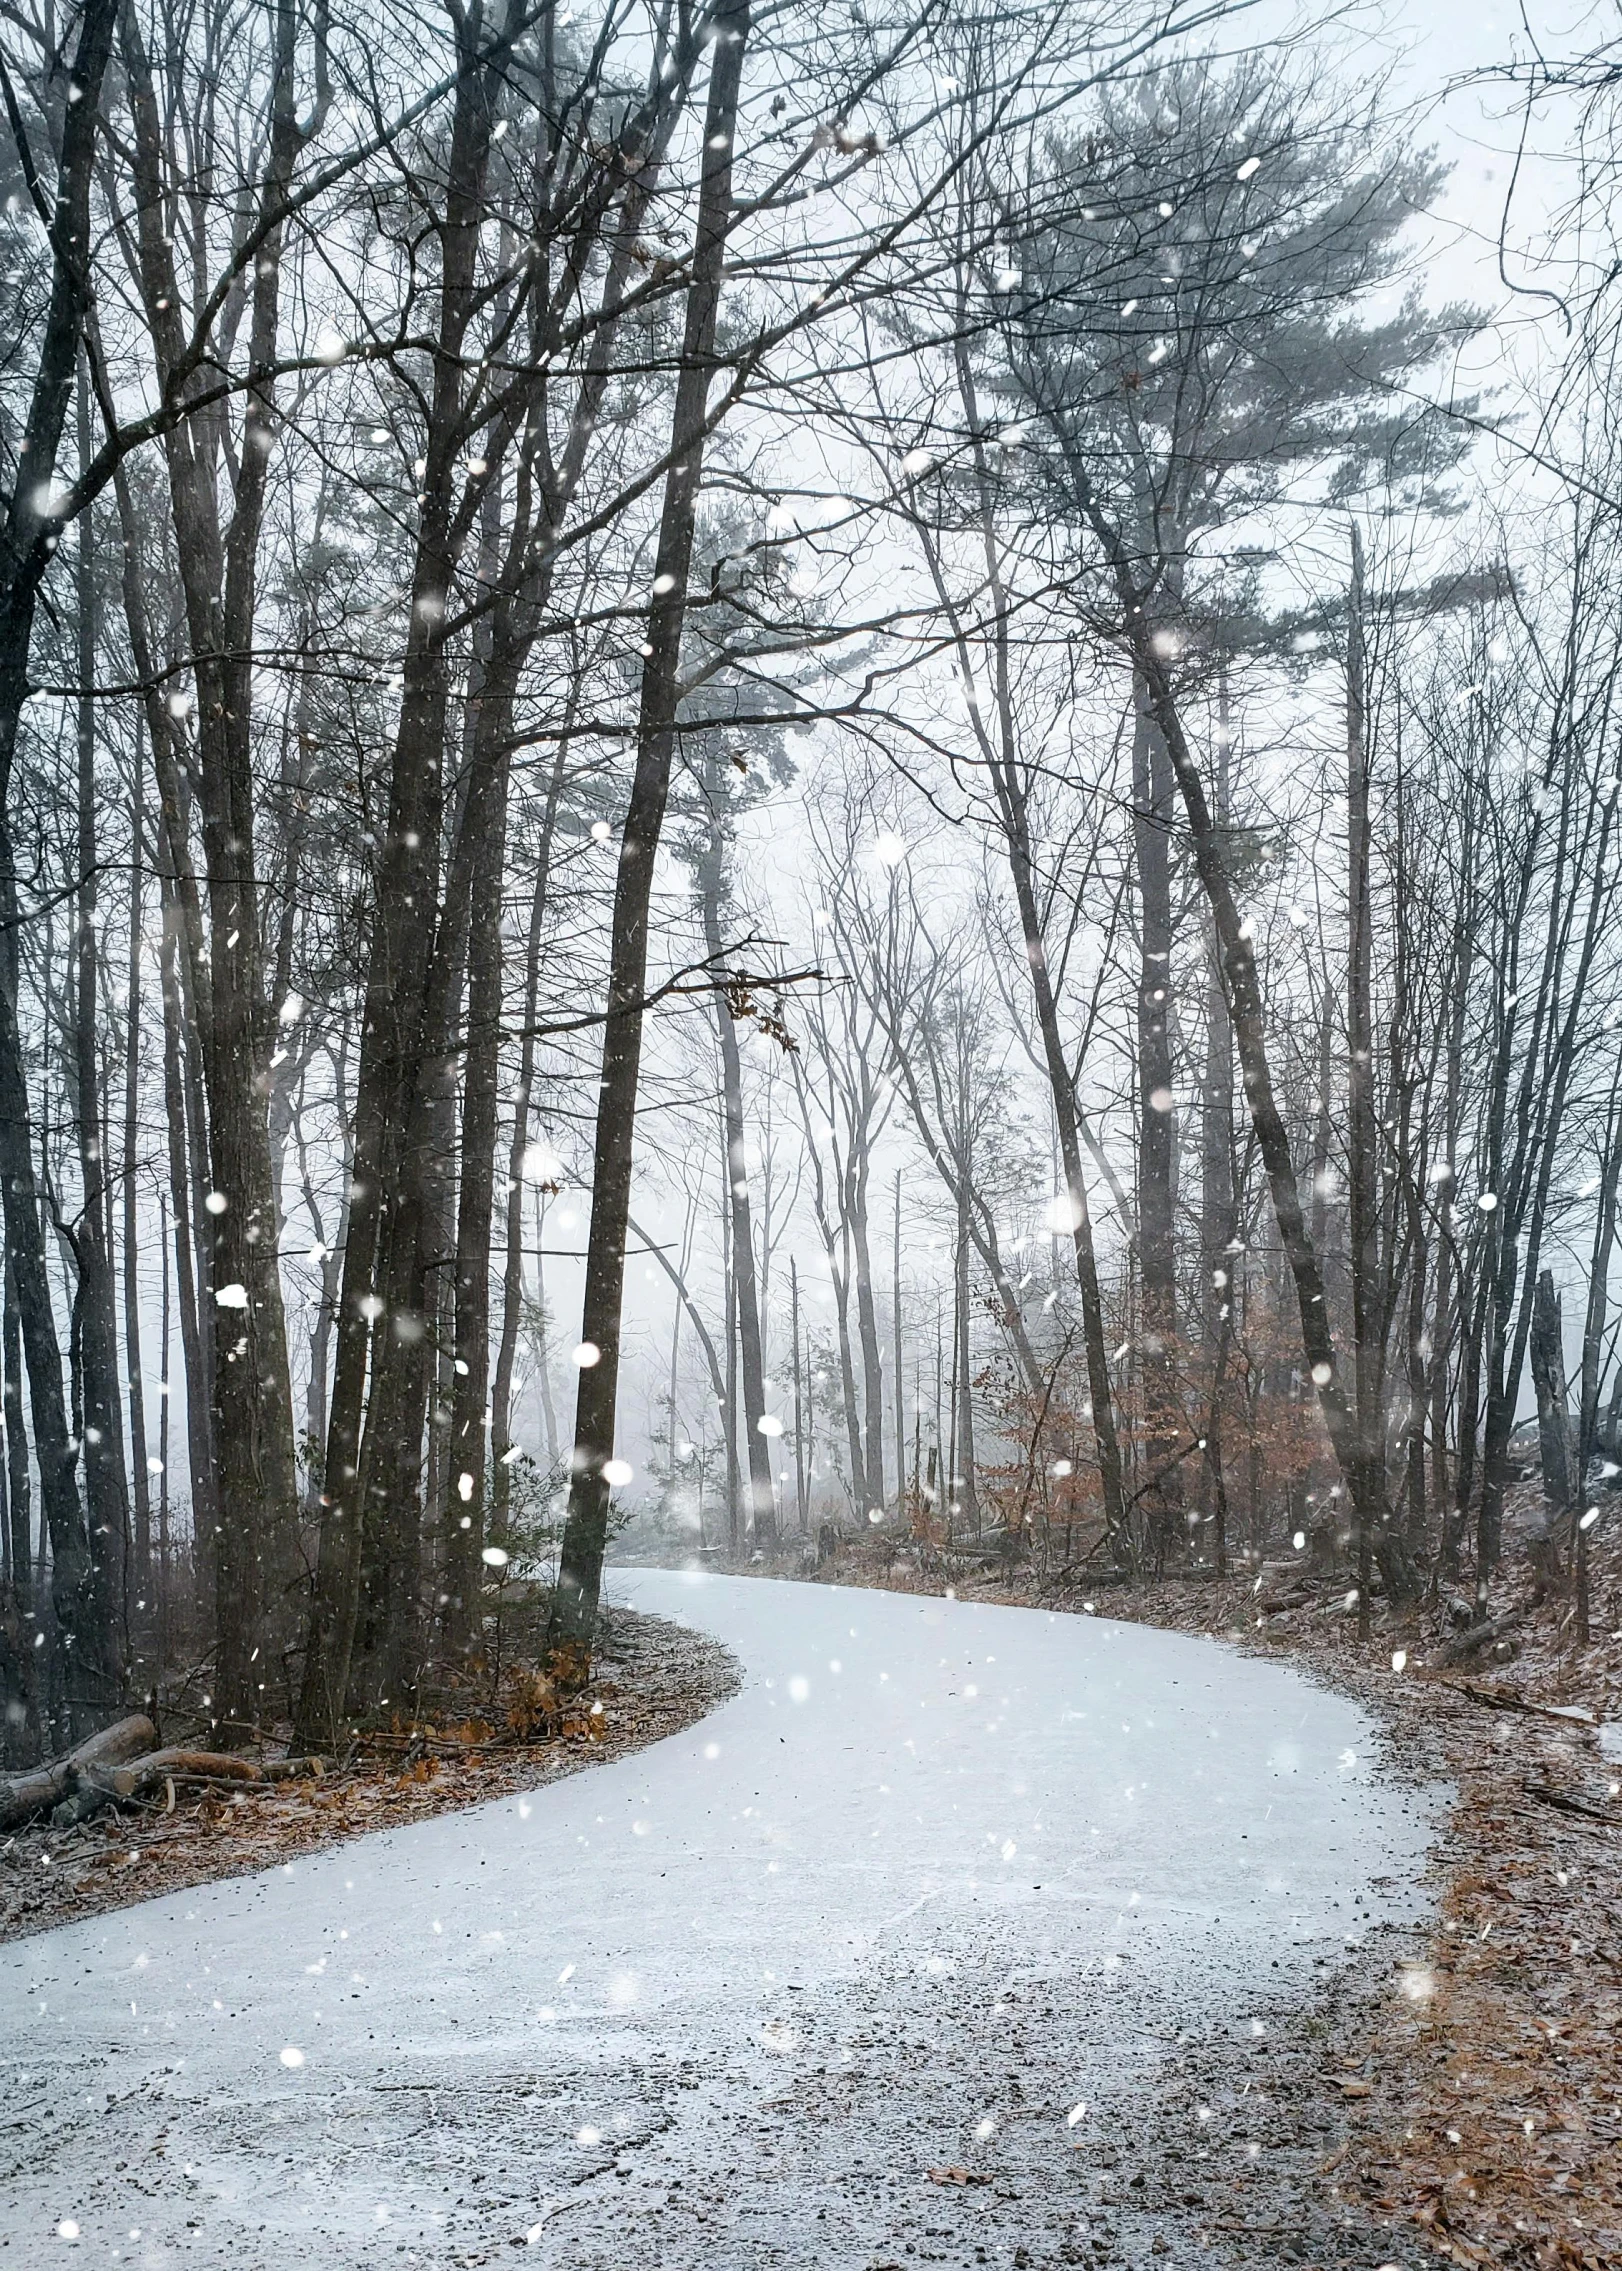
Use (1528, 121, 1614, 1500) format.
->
(1444, 1680, 1601, 1727)
(1522, 1780, 1619, 1827)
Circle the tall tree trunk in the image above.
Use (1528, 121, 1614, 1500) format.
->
(491, 739, 570, 1523)
(698, 757, 774, 1542)
(792, 1256, 809, 1533)
(1577, 1052, 1622, 1488)
(0, 0, 120, 1733)
(156, 881, 217, 1572)
(1, 1254, 36, 1756)
(1132, 623, 1412, 1594)
(945, 343, 1130, 1561)
(849, 1156, 885, 1518)
(297, 10, 517, 1744)
(1132, 680, 1183, 1554)
(991, 834, 1130, 1565)
(1345, 526, 1384, 1636)
(1198, 705, 1235, 1537)
(892, 1175, 905, 1519)
(546, 0, 750, 1678)
(72, 396, 131, 1666)
(1061, 446, 1419, 1603)
(953, 1182, 979, 1531)
(442, 641, 520, 1647)
(120, 0, 303, 1731)
(123, 784, 151, 1602)
(1529, 1268, 1571, 1518)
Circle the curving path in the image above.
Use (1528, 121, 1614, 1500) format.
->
(0, 1574, 1439, 2268)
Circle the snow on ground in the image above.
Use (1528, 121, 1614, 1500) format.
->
(0, 1574, 1441, 2268)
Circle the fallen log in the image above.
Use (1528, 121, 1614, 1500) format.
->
(85, 1748, 263, 1804)
(1252, 1557, 1313, 1612)
(1437, 1605, 1528, 1667)
(0, 1714, 157, 1832)
(61, 1748, 325, 1823)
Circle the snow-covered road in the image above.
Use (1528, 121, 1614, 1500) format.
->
(0, 1574, 1440, 2269)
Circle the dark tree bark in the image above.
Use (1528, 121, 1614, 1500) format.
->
(1345, 526, 1384, 1634)
(546, 0, 751, 1680)
(70, 389, 131, 1665)
(120, 0, 309, 1729)
(1530, 1268, 1572, 1521)
(792, 1255, 809, 1533)
(155, 876, 217, 1568)
(1132, 681, 1184, 1551)
(0, 0, 122, 1730)
(122, 779, 151, 1600)
(297, 3, 525, 1742)
(1197, 710, 1235, 1541)
(933, 342, 1132, 1561)
(698, 757, 775, 1542)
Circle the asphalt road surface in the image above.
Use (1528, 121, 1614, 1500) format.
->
(0, 1572, 1440, 2269)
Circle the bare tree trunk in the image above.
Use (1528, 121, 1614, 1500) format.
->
(1134, 629, 1412, 1594)
(1530, 1269, 1572, 1524)
(546, 0, 750, 1679)
(120, 0, 304, 1730)
(1198, 703, 1235, 1537)
(491, 746, 567, 1526)
(1132, 679, 1183, 1557)
(442, 639, 518, 1646)
(953, 1183, 979, 1532)
(0, 0, 120, 1733)
(1346, 526, 1383, 1636)
(698, 758, 774, 1543)
(156, 883, 217, 1571)
(123, 785, 151, 1602)
(849, 1156, 885, 1518)
(792, 1256, 809, 1534)
(1577, 1051, 1622, 1488)
(1, 1254, 36, 1756)
(893, 1175, 905, 1519)
(1056, 440, 1419, 1600)
(297, 6, 519, 1743)
(72, 393, 130, 1665)
(723, 1183, 741, 1551)
(939, 346, 1130, 1560)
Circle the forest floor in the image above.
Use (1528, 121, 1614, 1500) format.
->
(786, 1516, 1622, 2271)
(0, 1602, 739, 1946)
